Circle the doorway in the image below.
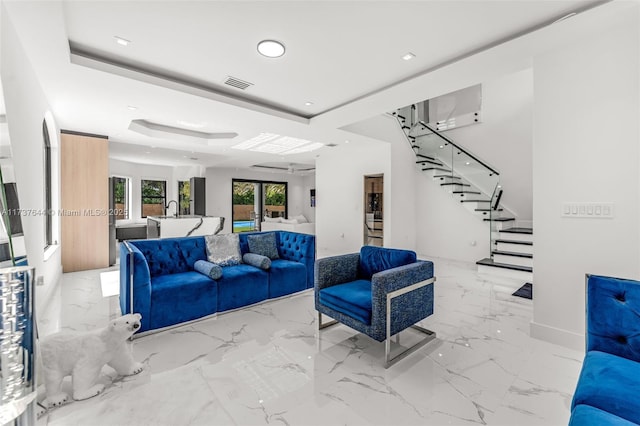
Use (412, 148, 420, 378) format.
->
(232, 179, 288, 232)
(364, 174, 383, 246)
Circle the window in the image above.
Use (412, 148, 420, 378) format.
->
(178, 180, 190, 215)
(112, 177, 129, 220)
(43, 120, 52, 249)
(141, 180, 166, 218)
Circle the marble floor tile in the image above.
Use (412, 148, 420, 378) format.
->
(36, 257, 584, 426)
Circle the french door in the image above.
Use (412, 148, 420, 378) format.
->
(232, 179, 287, 232)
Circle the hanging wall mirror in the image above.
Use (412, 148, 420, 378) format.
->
(0, 81, 27, 267)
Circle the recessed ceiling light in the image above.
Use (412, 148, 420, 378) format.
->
(127, 105, 137, 111)
(402, 52, 416, 61)
(465, 161, 471, 165)
(115, 36, 131, 46)
(304, 102, 313, 106)
(345, 140, 350, 144)
(144, 151, 151, 154)
(257, 40, 285, 58)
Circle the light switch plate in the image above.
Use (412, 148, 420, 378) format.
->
(562, 202, 614, 219)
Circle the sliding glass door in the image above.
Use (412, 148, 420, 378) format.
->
(232, 179, 287, 232)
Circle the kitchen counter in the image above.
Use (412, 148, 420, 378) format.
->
(146, 216, 224, 238)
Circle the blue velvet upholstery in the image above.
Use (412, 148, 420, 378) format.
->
(150, 272, 217, 330)
(569, 275, 640, 425)
(120, 231, 315, 334)
(315, 246, 434, 342)
(570, 405, 638, 426)
(216, 264, 269, 312)
(239, 231, 316, 290)
(358, 245, 417, 280)
(572, 351, 640, 424)
(319, 279, 372, 324)
(268, 259, 306, 298)
(586, 275, 640, 363)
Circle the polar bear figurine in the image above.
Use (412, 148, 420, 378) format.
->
(41, 313, 144, 407)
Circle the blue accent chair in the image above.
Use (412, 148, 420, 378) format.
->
(569, 274, 640, 425)
(315, 245, 436, 367)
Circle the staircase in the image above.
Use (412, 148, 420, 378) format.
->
(477, 227, 533, 281)
(391, 105, 533, 281)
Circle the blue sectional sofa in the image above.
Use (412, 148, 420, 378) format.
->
(569, 274, 640, 426)
(119, 231, 315, 334)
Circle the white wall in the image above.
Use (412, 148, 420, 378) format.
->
(204, 167, 315, 234)
(110, 158, 178, 223)
(315, 140, 390, 257)
(531, 11, 639, 349)
(1, 5, 62, 314)
(435, 68, 533, 224)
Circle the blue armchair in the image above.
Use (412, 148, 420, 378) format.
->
(314, 245, 436, 367)
(569, 274, 640, 425)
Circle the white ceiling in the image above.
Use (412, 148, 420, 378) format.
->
(2, 0, 608, 170)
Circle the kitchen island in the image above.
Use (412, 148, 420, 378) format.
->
(146, 215, 224, 239)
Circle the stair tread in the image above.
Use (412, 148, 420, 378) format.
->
(476, 258, 533, 273)
(501, 227, 533, 234)
(460, 199, 490, 203)
(423, 167, 451, 172)
(492, 250, 533, 259)
(483, 217, 515, 222)
(495, 239, 533, 246)
(441, 183, 471, 187)
(434, 174, 461, 179)
(418, 159, 444, 166)
(452, 190, 481, 194)
(416, 154, 435, 160)
(475, 208, 503, 211)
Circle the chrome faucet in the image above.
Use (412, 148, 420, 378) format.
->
(165, 200, 179, 217)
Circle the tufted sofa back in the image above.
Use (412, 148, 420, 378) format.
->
(239, 231, 316, 288)
(129, 232, 315, 286)
(130, 237, 207, 277)
(587, 274, 640, 362)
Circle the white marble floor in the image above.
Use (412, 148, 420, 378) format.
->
(36, 257, 584, 426)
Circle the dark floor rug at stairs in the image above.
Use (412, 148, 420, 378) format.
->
(512, 283, 533, 299)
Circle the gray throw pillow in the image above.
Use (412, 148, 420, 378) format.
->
(193, 260, 223, 280)
(247, 232, 279, 260)
(242, 253, 271, 270)
(205, 233, 242, 266)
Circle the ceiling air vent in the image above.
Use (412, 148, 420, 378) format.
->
(224, 76, 253, 90)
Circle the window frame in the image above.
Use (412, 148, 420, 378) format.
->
(112, 176, 130, 221)
(43, 119, 52, 249)
(178, 180, 190, 216)
(140, 179, 167, 218)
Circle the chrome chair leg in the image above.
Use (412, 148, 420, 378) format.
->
(318, 312, 338, 330)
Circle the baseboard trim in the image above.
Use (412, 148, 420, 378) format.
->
(530, 320, 585, 352)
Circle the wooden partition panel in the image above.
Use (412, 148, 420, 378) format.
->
(61, 131, 109, 272)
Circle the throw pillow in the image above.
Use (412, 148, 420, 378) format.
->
(293, 214, 308, 223)
(264, 217, 281, 223)
(205, 233, 242, 266)
(193, 260, 223, 280)
(242, 253, 271, 270)
(281, 218, 298, 225)
(247, 232, 279, 260)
